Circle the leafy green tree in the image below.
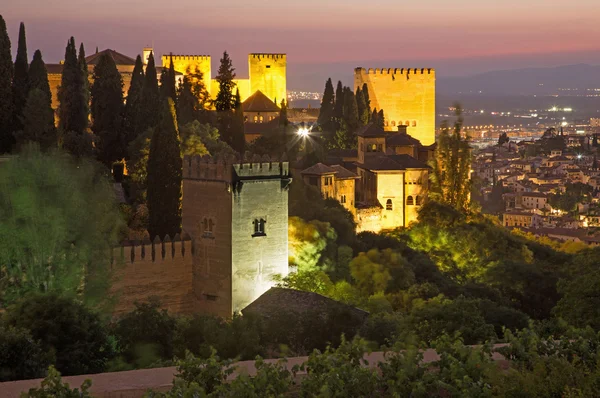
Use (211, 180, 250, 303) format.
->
(123, 55, 144, 146)
(317, 78, 335, 131)
(176, 75, 198, 126)
(180, 120, 235, 157)
(355, 86, 369, 126)
(136, 51, 160, 135)
(91, 52, 125, 165)
(113, 301, 177, 366)
(0, 146, 123, 306)
(4, 293, 114, 376)
(21, 366, 93, 397)
(0, 15, 14, 153)
(214, 51, 236, 112)
(350, 249, 415, 296)
(57, 38, 88, 135)
(15, 88, 57, 149)
(147, 98, 182, 239)
(429, 104, 472, 212)
(0, 326, 50, 382)
(12, 22, 29, 133)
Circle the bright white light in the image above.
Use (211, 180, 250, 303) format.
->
(561, 121, 568, 127)
(298, 128, 309, 137)
(577, 154, 582, 159)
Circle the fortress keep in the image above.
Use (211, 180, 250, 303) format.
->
(354, 67, 436, 146)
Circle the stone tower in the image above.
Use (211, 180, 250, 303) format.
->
(181, 155, 291, 317)
(249, 53, 287, 104)
(162, 54, 212, 96)
(354, 67, 436, 146)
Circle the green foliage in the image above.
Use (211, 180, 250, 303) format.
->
(355, 86, 369, 125)
(333, 80, 344, 120)
(113, 300, 177, 366)
(349, 249, 415, 296)
(289, 216, 337, 271)
(317, 78, 335, 132)
(0, 15, 14, 153)
(20, 366, 93, 397)
(231, 88, 245, 154)
(28, 50, 52, 109)
(214, 51, 236, 112)
(4, 293, 114, 376)
(15, 88, 56, 149)
(91, 52, 125, 165)
(429, 105, 472, 212)
(147, 98, 182, 239)
(180, 120, 235, 158)
(58, 37, 88, 136)
(0, 146, 123, 306)
(12, 22, 29, 133)
(0, 326, 50, 382)
(177, 74, 199, 126)
(298, 337, 380, 397)
(160, 54, 177, 102)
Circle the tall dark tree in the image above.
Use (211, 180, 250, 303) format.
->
(91, 53, 125, 165)
(371, 108, 378, 126)
(28, 50, 52, 106)
(176, 75, 198, 126)
(231, 88, 245, 154)
(78, 43, 89, 127)
(135, 51, 160, 135)
(317, 78, 335, 131)
(0, 15, 14, 153)
(12, 22, 29, 133)
(15, 88, 56, 149)
(123, 55, 144, 146)
(147, 98, 182, 239)
(160, 54, 177, 102)
(362, 83, 371, 120)
(280, 99, 289, 127)
(214, 51, 236, 112)
(333, 80, 344, 121)
(342, 86, 359, 133)
(355, 86, 369, 126)
(377, 109, 385, 129)
(57, 38, 88, 134)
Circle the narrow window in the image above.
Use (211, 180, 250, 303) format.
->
(266, 65, 271, 69)
(407, 196, 414, 206)
(391, 121, 396, 127)
(386, 199, 393, 210)
(253, 218, 266, 237)
(253, 115, 258, 123)
(415, 196, 422, 206)
(259, 115, 264, 123)
(412, 120, 417, 127)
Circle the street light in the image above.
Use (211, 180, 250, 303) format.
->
(298, 127, 309, 137)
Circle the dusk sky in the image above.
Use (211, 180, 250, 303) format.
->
(4, 0, 600, 90)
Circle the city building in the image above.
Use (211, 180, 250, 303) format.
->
(300, 163, 359, 217)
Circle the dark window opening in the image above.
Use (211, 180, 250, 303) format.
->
(253, 218, 266, 237)
(415, 196, 422, 206)
(202, 218, 214, 238)
(407, 196, 414, 206)
(204, 294, 218, 301)
(386, 199, 393, 210)
(266, 65, 271, 69)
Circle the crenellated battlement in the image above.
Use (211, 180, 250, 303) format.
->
(183, 154, 290, 181)
(355, 67, 435, 75)
(112, 234, 193, 265)
(162, 55, 211, 61)
(250, 53, 286, 60)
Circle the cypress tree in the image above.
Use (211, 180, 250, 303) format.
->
(280, 99, 289, 127)
(160, 53, 177, 103)
(176, 75, 198, 126)
(355, 86, 369, 126)
(58, 38, 88, 134)
(231, 88, 245, 154)
(317, 78, 334, 131)
(78, 42, 89, 128)
(342, 86, 359, 133)
(377, 109, 385, 129)
(371, 108, 378, 126)
(362, 83, 371, 118)
(0, 15, 14, 153)
(16, 88, 56, 149)
(123, 54, 144, 145)
(28, 50, 52, 107)
(135, 51, 160, 135)
(12, 22, 29, 132)
(147, 97, 182, 239)
(91, 52, 125, 165)
(214, 51, 236, 111)
(333, 80, 344, 120)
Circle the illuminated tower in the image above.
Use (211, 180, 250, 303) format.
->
(249, 53, 287, 104)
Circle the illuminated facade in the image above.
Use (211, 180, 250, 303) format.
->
(354, 67, 436, 146)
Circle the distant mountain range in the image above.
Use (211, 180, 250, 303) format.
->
(437, 64, 600, 96)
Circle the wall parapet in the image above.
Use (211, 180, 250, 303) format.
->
(112, 234, 193, 265)
(183, 154, 290, 181)
(162, 55, 211, 61)
(355, 67, 435, 75)
(250, 53, 286, 60)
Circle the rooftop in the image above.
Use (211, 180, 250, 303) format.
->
(301, 162, 337, 176)
(357, 153, 429, 171)
(242, 90, 280, 113)
(355, 123, 387, 138)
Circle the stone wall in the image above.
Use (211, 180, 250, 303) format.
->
(110, 237, 197, 316)
(354, 67, 435, 146)
(249, 53, 287, 104)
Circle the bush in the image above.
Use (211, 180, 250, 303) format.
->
(0, 326, 50, 381)
(21, 366, 92, 397)
(3, 293, 113, 376)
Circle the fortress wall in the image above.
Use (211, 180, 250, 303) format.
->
(162, 55, 212, 95)
(355, 67, 436, 145)
(249, 53, 287, 104)
(110, 237, 197, 316)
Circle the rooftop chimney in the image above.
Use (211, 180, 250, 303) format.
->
(398, 125, 408, 134)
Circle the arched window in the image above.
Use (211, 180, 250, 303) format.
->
(386, 199, 393, 210)
(391, 121, 396, 127)
(415, 195, 422, 206)
(407, 196, 414, 206)
(253, 115, 258, 123)
(253, 218, 266, 236)
(412, 120, 417, 127)
(259, 115, 264, 123)
(405, 120, 410, 126)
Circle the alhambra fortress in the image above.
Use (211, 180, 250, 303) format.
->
(48, 47, 436, 318)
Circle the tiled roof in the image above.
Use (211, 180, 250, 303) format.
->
(355, 123, 386, 137)
(330, 164, 359, 179)
(386, 131, 422, 147)
(357, 153, 429, 171)
(85, 49, 136, 66)
(301, 162, 337, 175)
(242, 90, 280, 112)
(522, 192, 547, 198)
